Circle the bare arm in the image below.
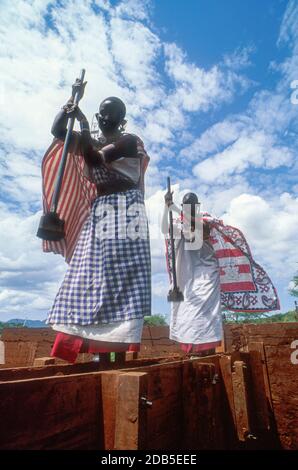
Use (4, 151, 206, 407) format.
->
(100, 134, 139, 163)
(51, 108, 69, 140)
(51, 97, 87, 140)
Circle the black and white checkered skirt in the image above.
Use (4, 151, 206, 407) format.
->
(47, 189, 151, 325)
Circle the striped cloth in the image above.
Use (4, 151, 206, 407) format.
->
(41, 135, 97, 262)
(166, 213, 279, 313)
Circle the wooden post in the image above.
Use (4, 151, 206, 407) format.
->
(195, 362, 217, 449)
(182, 360, 199, 449)
(101, 370, 121, 450)
(232, 360, 251, 441)
(248, 341, 273, 409)
(126, 351, 138, 361)
(183, 360, 218, 449)
(144, 361, 183, 449)
(114, 372, 148, 450)
(219, 355, 236, 427)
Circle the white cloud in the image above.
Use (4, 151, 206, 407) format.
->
(164, 43, 251, 113)
(179, 2, 298, 187)
(113, 0, 152, 21)
(110, 17, 161, 94)
(152, 274, 169, 298)
(193, 130, 293, 182)
(0, 208, 66, 320)
(180, 119, 247, 161)
(223, 45, 255, 70)
(0, 0, 296, 319)
(222, 192, 298, 279)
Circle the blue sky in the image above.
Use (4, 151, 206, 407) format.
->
(0, 0, 298, 321)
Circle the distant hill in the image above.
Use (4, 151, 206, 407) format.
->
(4, 319, 47, 328)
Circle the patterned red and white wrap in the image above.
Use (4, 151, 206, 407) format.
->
(165, 213, 280, 313)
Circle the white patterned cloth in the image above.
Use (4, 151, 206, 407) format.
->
(169, 236, 223, 345)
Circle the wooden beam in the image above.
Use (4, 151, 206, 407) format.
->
(195, 362, 217, 449)
(182, 359, 224, 449)
(248, 341, 273, 409)
(219, 355, 236, 427)
(145, 363, 183, 449)
(114, 372, 148, 450)
(126, 351, 138, 361)
(248, 349, 271, 432)
(0, 372, 103, 450)
(232, 360, 251, 441)
(182, 361, 199, 449)
(101, 370, 121, 450)
(0, 362, 103, 382)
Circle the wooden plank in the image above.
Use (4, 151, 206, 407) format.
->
(104, 361, 187, 450)
(0, 362, 103, 382)
(219, 355, 236, 427)
(102, 363, 185, 451)
(0, 357, 166, 382)
(182, 361, 220, 449)
(124, 358, 184, 374)
(126, 352, 138, 361)
(232, 360, 251, 441)
(146, 363, 183, 449)
(182, 361, 199, 449)
(101, 371, 121, 450)
(218, 355, 240, 449)
(247, 346, 271, 431)
(194, 357, 226, 449)
(248, 341, 273, 408)
(195, 363, 217, 449)
(114, 372, 148, 450)
(0, 372, 103, 450)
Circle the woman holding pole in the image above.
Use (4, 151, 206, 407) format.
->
(161, 183, 279, 355)
(40, 75, 151, 363)
(161, 186, 222, 356)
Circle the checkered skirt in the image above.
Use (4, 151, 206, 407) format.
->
(47, 189, 151, 325)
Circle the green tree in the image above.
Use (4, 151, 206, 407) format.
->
(222, 309, 297, 323)
(144, 314, 168, 326)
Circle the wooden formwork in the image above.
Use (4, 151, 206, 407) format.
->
(0, 345, 280, 450)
